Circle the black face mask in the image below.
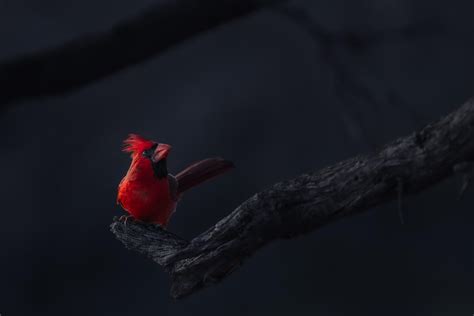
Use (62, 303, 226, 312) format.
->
(152, 158, 168, 179)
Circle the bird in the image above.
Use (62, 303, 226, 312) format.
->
(117, 134, 234, 227)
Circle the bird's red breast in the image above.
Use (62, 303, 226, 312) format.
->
(118, 156, 177, 226)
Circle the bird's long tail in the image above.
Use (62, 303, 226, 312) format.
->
(176, 157, 234, 194)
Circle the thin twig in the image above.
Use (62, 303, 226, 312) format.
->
(396, 177, 405, 224)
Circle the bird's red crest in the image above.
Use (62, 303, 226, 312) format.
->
(122, 134, 155, 156)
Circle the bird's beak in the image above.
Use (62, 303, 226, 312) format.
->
(152, 143, 171, 162)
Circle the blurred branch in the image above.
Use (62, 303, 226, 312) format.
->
(111, 97, 474, 299)
(275, 5, 441, 146)
(0, 0, 283, 108)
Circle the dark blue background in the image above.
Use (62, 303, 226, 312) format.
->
(0, 1, 473, 315)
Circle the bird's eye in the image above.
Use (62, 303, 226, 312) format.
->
(142, 144, 157, 157)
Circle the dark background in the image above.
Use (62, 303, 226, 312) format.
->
(1, 0, 473, 315)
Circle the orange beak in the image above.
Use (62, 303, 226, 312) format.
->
(152, 143, 171, 162)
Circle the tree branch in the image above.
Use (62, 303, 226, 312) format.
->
(111, 97, 474, 299)
(0, 0, 282, 108)
(274, 4, 443, 147)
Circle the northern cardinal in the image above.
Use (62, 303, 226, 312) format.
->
(117, 134, 233, 227)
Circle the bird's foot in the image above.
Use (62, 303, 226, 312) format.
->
(118, 215, 134, 226)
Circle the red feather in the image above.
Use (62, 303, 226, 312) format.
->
(176, 158, 234, 194)
(122, 133, 155, 156)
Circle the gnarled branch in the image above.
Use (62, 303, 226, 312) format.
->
(111, 98, 474, 299)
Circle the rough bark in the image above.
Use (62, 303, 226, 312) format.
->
(111, 98, 474, 299)
(0, 0, 282, 108)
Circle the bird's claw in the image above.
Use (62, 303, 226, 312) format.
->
(118, 215, 134, 226)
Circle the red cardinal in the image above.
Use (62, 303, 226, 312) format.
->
(117, 134, 233, 227)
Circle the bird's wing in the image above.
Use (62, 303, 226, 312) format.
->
(175, 157, 234, 194)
